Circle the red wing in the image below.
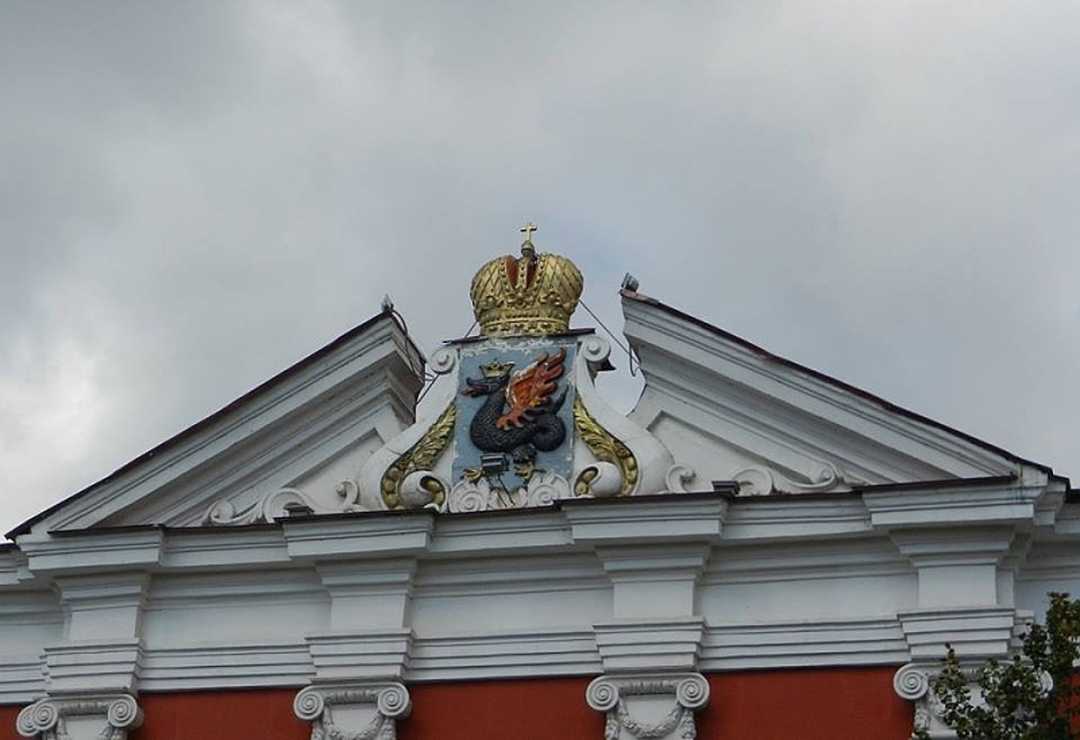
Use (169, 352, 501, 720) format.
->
(496, 348, 566, 430)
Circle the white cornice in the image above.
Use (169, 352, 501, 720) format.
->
(408, 626, 602, 680)
(863, 480, 1044, 529)
(622, 294, 1024, 483)
(140, 642, 313, 690)
(160, 526, 290, 568)
(283, 514, 434, 560)
(0, 656, 44, 703)
(19, 530, 163, 575)
(564, 496, 728, 544)
(19, 315, 420, 536)
(0, 487, 1074, 704)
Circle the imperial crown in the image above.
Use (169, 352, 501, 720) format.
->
(469, 225, 584, 337)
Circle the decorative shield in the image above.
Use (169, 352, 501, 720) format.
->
(451, 336, 578, 497)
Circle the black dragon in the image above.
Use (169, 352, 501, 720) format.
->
(460, 348, 568, 481)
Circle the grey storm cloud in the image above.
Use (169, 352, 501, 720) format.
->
(1, 1, 1078, 532)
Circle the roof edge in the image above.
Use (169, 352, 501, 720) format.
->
(621, 289, 1055, 478)
(7, 309, 423, 540)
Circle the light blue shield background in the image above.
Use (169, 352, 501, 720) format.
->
(452, 337, 577, 491)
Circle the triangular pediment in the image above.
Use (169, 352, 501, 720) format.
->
(9, 312, 424, 537)
(621, 291, 1042, 495)
(10, 291, 1052, 540)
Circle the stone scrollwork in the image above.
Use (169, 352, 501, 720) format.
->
(205, 477, 372, 526)
(447, 471, 570, 513)
(892, 663, 954, 739)
(730, 461, 865, 497)
(664, 464, 697, 494)
(294, 684, 411, 740)
(892, 663, 930, 702)
(575, 462, 623, 498)
(586, 674, 709, 740)
(17, 695, 143, 740)
(573, 398, 638, 496)
(204, 486, 326, 526)
(379, 403, 456, 511)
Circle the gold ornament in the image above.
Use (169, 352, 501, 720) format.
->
(470, 223, 584, 337)
(572, 398, 638, 496)
(380, 403, 456, 509)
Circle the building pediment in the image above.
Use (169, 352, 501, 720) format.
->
(622, 290, 1040, 496)
(9, 240, 1056, 541)
(9, 311, 424, 537)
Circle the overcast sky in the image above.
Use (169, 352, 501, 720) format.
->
(2, 1, 1078, 534)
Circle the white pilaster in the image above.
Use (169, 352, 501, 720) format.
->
(285, 517, 423, 740)
(869, 482, 1040, 739)
(47, 572, 149, 695)
(569, 498, 719, 739)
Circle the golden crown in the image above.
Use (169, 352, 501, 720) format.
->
(469, 224, 584, 337)
(480, 359, 515, 378)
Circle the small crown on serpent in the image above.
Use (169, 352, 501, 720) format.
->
(480, 360, 515, 378)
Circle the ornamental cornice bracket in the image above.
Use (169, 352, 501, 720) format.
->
(586, 673, 709, 740)
(294, 682, 411, 740)
(17, 694, 142, 740)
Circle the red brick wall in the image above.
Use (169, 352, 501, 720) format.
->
(131, 689, 308, 740)
(0, 706, 19, 740)
(701, 666, 913, 739)
(2, 667, 913, 739)
(403, 677, 602, 739)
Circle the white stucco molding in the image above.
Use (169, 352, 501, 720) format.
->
(863, 477, 1051, 531)
(595, 618, 706, 674)
(865, 479, 1042, 666)
(13, 313, 422, 535)
(44, 641, 144, 696)
(564, 495, 728, 545)
(586, 673, 709, 740)
(282, 512, 435, 561)
(17, 694, 143, 740)
(307, 630, 413, 683)
(36, 571, 150, 700)
(6, 493, 1080, 705)
(594, 546, 711, 621)
(313, 559, 418, 631)
(355, 346, 460, 513)
(866, 481, 1039, 653)
(897, 607, 1021, 663)
(18, 530, 163, 575)
(572, 335, 675, 497)
(294, 682, 411, 740)
(621, 291, 1023, 486)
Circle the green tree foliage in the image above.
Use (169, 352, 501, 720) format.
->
(914, 593, 1080, 740)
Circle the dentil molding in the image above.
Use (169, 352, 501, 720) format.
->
(586, 673, 709, 740)
(17, 695, 142, 740)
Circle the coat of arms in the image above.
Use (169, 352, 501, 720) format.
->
(454, 341, 577, 498)
(352, 224, 671, 514)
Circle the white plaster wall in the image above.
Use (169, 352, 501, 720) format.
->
(2, 495, 1077, 702)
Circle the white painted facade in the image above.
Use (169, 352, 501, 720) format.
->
(2, 292, 1075, 739)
